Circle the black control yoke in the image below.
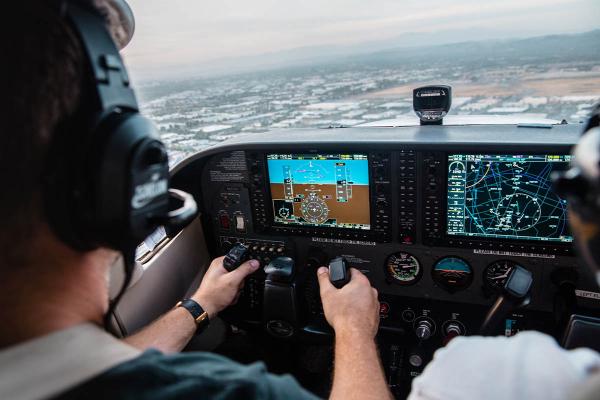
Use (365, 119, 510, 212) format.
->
(480, 266, 533, 335)
(329, 256, 351, 288)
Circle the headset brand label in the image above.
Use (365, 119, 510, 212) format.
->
(132, 174, 168, 209)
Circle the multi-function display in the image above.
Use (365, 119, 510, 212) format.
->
(447, 154, 573, 243)
(267, 153, 370, 230)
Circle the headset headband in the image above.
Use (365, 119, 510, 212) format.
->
(65, 2, 138, 114)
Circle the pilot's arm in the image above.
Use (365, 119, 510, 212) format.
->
(123, 256, 260, 353)
(317, 267, 394, 400)
(408, 332, 600, 400)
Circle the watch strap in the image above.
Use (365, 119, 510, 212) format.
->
(176, 299, 210, 334)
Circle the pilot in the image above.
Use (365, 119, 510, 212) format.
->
(0, 1, 393, 400)
(406, 107, 600, 400)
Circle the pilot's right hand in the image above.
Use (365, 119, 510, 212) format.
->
(317, 267, 380, 339)
(192, 256, 260, 319)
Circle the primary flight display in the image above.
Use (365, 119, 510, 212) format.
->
(267, 153, 370, 230)
(447, 154, 572, 243)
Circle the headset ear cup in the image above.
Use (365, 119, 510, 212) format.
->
(44, 110, 168, 252)
(93, 112, 169, 251)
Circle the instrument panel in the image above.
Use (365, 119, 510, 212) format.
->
(171, 124, 600, 397)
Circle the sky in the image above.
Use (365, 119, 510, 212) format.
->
(122, 0, 600, 81)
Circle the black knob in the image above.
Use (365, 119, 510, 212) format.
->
(223, 243, 249, 272)
(445, 322, 463, 337)
(408, 353, 423, 368)
(415, 320, 433, 340)
(329, 257, 350, 288)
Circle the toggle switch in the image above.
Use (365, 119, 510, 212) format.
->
(235, 215, 245, 232)
(219, 214, 230, 230)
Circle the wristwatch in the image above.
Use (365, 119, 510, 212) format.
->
(176, 299, 210, 334)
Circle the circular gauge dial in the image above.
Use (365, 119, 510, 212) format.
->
(484, 260, 523, 290)
(386, 252, 422, 285)
(432, 257, 473, 291)
(278, 207, 291, 219)
(301, 193, 329, 224)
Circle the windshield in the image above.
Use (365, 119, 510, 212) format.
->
(123, 0, 600, 162)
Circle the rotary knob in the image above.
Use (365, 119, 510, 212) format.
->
(445, 322, 463, 337)
(415, 319, 434, 341)
(442, 320, 466, 344)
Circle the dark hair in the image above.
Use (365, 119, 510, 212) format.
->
(0, 2, 84, 266)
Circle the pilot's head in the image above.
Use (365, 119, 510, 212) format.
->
(555, 105, 600, 285)
(0, 1, 132, 270)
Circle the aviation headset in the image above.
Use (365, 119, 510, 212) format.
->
(554, 104, 600, 281)
(44, 0, 197, 258)
(554, 104, 600, 222)
(41, 0, 197, 326)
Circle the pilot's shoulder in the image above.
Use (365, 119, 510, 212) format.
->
(60, 349, 319, 400)
(408, 331, 600, 400)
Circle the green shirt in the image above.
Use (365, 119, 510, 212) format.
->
(56, 350, 321, 400)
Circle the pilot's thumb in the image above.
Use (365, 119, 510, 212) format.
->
(228, 259, 260, 282)
(317, 267, 334, 293)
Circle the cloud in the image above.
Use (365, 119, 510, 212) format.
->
(122, 0, 600, 80)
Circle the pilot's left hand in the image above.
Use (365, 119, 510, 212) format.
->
(192, 256, 260, 319)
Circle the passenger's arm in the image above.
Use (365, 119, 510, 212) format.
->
(317, 267, 393, 400)
(124, 256, 259, 353)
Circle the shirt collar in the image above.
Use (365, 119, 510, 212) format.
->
(0, 323, 141, 400)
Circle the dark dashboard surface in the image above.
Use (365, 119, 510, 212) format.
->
(172, 124, 578, 156)
(172, 123, 600, 397)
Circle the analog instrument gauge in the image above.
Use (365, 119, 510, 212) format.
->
(484, 260, 522, 291)
(432, 257, 473, 291)
(385, 252, 422, 285)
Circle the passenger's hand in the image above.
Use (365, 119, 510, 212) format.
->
(317, 267, 380, 339)
(192, 256, 260, 319)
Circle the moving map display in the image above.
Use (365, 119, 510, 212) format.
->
(267, 153, 370, 230)
(447, 154, 573, 243)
